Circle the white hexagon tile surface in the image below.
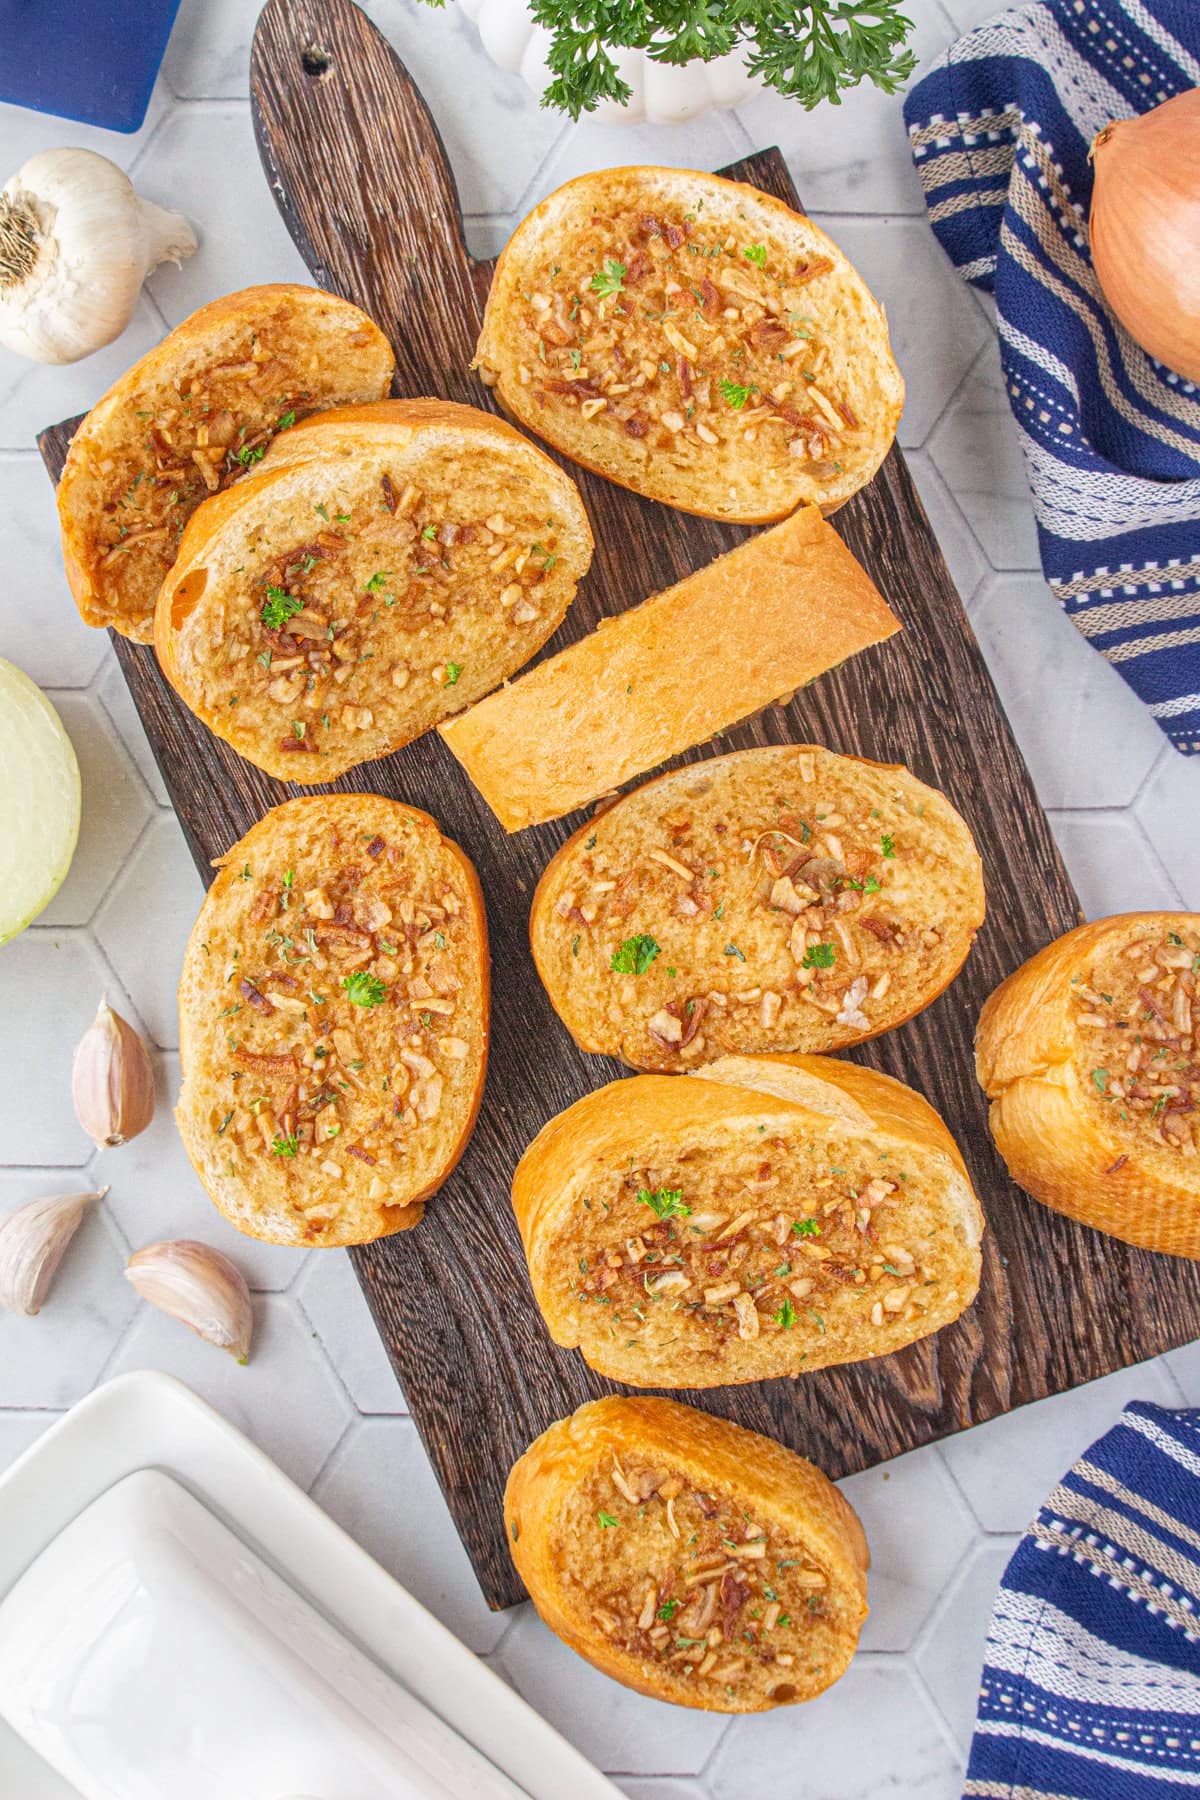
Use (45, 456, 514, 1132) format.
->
(1, 5, 1200, 1796)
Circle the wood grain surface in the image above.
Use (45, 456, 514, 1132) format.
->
(39, 0, 1200, 1612)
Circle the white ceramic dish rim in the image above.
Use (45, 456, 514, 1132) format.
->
(0, 1369, 619, 1800)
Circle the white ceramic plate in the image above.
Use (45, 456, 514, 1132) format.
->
(0, 1370, 619, 1800)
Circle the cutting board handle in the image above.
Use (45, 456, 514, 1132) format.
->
(251, 0, 486, 399)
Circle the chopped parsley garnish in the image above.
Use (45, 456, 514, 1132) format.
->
(792, 1217, 821, 1236)
(422, 524, 438, 541)
(611, 933, 660, 975)
(638, 1186, 691, 1221)
(365, 571, 391, 591)
(444, 661, 463, 686)
(801, 942, 836, 969)
(1092, 1068, 1109, 1094)
(589, 258, 626, 299)
(597, 1510, 619, 1528)
(774, 1298, 798, 1329)
(719, 378, 753, 409)
(271, 1133, 300, 1157)
(881, 833, 896, 858)
(277, 409, 296, 430)
(260, 586, 303, 629)
(743, 243, 768, 267)
(657, 1599, 680, 1621)
(341, 971, 387, 1007)
(235, 443, 266, 469)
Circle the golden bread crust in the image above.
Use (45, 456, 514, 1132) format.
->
(176, 793, 488, 1247)
(529, 744, 984, 1065)
(976, 912, 1200, 1256)
(505, 1395, 868, 1711)
(439, 509, 900, 831)
(475, 166, 903, 522)
(153, 398, 593, 782)
(512, 1052, 982, 1386)
(57, 285, 394, 641)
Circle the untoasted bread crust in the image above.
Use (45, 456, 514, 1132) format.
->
(57, 285, 394, 641)
(476, 166, 903, 523)
(439, 508, 899, 830)
(530, 745, 984, 1066)
(512, 1053, 982, 1387)
(505, 1395, 869, 1711)
(176, 794, 489, 1247)
(976, 913, 1200, 1256)
(154, 398, 593, 783)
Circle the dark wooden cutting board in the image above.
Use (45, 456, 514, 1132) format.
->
(38, 0, 1200, 1611)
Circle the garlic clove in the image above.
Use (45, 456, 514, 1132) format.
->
(0, 148, 197, 365)
(72, 995, 156, 1148)
(0, 1188, 106, 1316)
(125, 1240, 253, 1363)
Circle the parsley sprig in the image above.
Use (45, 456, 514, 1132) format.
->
(470, 1, 916, 120)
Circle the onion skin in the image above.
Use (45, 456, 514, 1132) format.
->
(1090, 87, 1200, 384)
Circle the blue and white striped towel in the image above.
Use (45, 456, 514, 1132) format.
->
(967, 1402, 1200, 1797)
(904, 1, 1200, 756)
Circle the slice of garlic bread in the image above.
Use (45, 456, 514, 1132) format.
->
(530, 745, 984, 1068)
(440, 507, 899, 832)
(176, 794, 488, 1247)
(475, 166, 903, 522)
(505, 1396, 869, 1712)
(154, 399, 593, 782)
(511, 1054, 982, 1388)
(57, 285, 394, 641)
(977, 912, 1200, 1256)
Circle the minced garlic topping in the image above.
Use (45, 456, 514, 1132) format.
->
(502, 204, 859, 475)
(1074, 923, 1200, 1158)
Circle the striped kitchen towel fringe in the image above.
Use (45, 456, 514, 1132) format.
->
(965, 1402, 1200, 1797)
(904, 0, 1200, 756)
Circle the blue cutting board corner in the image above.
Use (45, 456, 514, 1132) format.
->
(0, 0, 184, 134)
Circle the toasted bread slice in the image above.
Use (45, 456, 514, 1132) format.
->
(440, 507, 899, 831)
(475, 166, 903, 523)
(57, 285, 394, 642)
(976, 913, 1200, 1256)
(154, 400, 593, 783)
(505, 1395, 869, 1712)
(530, 745, 984, 1068)
(512, 1053, 982, 1388)
(176, 794, 488, 1247)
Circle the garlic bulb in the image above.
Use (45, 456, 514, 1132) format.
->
(0, 1188, 105, 1316)
(0, 148, 197, 365)
(126, 1240, 254, 1363)
(72, 995, 156, 1148)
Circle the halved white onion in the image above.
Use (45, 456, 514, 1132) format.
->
(0, 660, 80, 944)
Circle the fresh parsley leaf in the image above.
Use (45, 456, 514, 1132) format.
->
(774, 1298, 798, 1330)
(277, 409, 296, 430)
(1092, 1068, 1109, 1094)
(719, 377, 752, 409)
(444, 661, 463, 686)
(597, 1510, 619, 1528)
(743, 243, 767, 267)
(801, 942, 836, 969)
(235, 443, 266, 469)
(611, 933, 660, 975)
(271, 1132, 300, 1157)
(422, 524, 438, 541)
(657, 1599, 680, 1621)
(260, 586, 303, 629)
(638, 1186, 691, 1221)
(881, 832, 896, 858)
(792, 1217, 821, 1237)
(342, 971, 387, 1007)
(589, 258, 627, 298)
(365, 571, 391, 591)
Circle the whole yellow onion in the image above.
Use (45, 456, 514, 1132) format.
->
(1089, 87, 1200, 384)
